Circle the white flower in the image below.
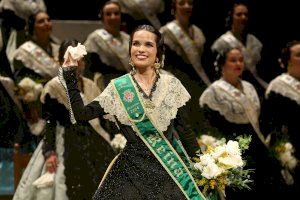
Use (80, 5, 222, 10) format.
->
(213, 140, 244, 169)
(198, 135, 223, 153)
(278, 142, 298, 170)
(18, 77, 43, 102)
(226, 140, 241, 156)
(201, 162, 224, 179)
(195, 154, 224, 179)
(110, 133, 127, 151)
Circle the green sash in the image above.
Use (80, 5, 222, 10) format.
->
(113, 74, 206, 200)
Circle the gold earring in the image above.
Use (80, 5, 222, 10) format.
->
(154, 58, 160, 69)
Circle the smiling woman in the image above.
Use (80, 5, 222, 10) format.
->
(60, 24, 205, 199)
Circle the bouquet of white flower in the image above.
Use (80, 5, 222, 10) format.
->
(191, 135, 253, 199)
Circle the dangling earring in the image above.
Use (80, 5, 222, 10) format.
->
(129, 58, 136, 74)
(154, 58, 160, 74)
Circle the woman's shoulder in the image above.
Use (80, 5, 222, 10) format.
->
(160, 71, 182, 84)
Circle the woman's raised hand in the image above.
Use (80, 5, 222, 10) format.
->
(62, 43, 87, 68)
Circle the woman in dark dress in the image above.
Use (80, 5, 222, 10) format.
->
(160, 0, 211, 135)
(211, 2, 268, 98)
(12, 39, 115, 200)
(61, 25, 205, 200)
(199, 46, 284, 200)
(12, 10, 60, 137)
(260, 40, 300, 199)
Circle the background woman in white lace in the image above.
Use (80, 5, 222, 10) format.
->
(61, 24, 202, 199)
(84, 1, 130, 91)
(12, 38, 115, 200)
(160, 0, 211, 136)
(211, 2, 268, 98)
(199, 46, 283, 200)
(260, 40, 300, 199)
(12, 10, 60, 137)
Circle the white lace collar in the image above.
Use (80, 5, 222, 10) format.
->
(266, 73, 300, 105)
(14, 41, 60, 78)
(200, 79, 260, 124)
(84, 28, 130, 71)
(96, 73, 190, 132)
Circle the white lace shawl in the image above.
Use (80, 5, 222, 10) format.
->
(84, 29, 130, 72)
(211, 31, 262, 72)
(266, 73, 300, 106)
(160, 20, 206, 64)
(200, 79, 260, 124)
(13, 41, 60, 78)
(95, 73, 191, 132)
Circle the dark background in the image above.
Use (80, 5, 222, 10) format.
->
(44, 0, 300, 82)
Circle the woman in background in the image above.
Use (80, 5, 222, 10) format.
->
(84, 1, 130, 90)
(260, 40, 300, 199)
(211, 2, 268, 97)
(12, 38, 115, 200)
(200, 46, 283, 200)
(160, 0, 210, 135)
(13, 10, 60, 136)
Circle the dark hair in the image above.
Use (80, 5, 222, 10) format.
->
(225, 1, 249, 30)
(279, 40, 300, 68)
(214, 46, 242, 71)
(129, 24, 165, 63)
(58, 38, 79, 64)
(98, 0, 121, 20)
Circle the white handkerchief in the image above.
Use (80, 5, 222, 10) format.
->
(63, 43, 87, 61)
(32, 172, 55, 188)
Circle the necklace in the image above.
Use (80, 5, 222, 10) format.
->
(134, 73, 158, 96)
(131, 73, 160, 109)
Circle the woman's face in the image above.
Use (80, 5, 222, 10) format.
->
(130, 30, 157, 70)
(175, 0, 193, 19)
(289, 44, 300, 68)
(33, 12, 52, 38)
(102, 3, 121, 30)
(232, 4, 248, 31)
(222, 49, 244, 79)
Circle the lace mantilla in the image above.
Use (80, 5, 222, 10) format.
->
(200, 79, 260, 124)
(266, 73, 300, 106)
(160, 20, 206, 65)
(96, 73, 191, 132)
(14, 41, 60, 78)
(84, 29, 130, 71)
